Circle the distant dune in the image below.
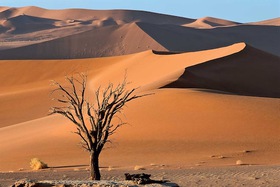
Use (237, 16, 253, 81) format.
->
(183, 17, 240, 28)
(0, 22, 166, 59)
(0, 7, 279, 58)
(2, 15, 58, 34)
(250, 17, 280, 26)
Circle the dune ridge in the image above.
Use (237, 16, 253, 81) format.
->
(183, 16, 240, 28)
(250, 17, 280, 26)
(164, 44, 280, 98)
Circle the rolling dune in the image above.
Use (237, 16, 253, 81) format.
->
(183, 17, 240, 28)
(165, 44, 280, 98)
(250, 17, 280, 26)
(0, 7, 279, 59)
(1, 22, 279, 59)
(0, 43, 279, 171)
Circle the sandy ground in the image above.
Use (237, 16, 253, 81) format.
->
(1, 165, 280, 186)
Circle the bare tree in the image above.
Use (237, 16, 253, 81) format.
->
(50, 74, 147, 180)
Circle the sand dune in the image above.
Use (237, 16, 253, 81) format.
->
(137, 22, 280, 56)
(0, 43, 244, 128)
(0, 42, 280, 171)
(0, 7, 279, 59)
(0, 6, 193, 52)
(2, 15, 58, 34)
(183, 16, 240, 28)
(0, 6, 193, 25)
(250, 17, 280, 26)
(165, 44, 280, 98)
(0, 21, 279, 59)
(0, 22, 167, 59)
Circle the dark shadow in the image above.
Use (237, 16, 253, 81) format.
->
(136, 22, 280, 57)
(50, 164, 88, 169)
(152, 50, 184, 55)
(162, 44, 280, 99)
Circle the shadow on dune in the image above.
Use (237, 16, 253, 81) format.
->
(152, 50, 183, 55)
(50, 164, 88, 169)
(163, 44, 280, 98)
(136, 22, 280, 57)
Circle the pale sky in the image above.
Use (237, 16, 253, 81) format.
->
(1, 0, 279, 23)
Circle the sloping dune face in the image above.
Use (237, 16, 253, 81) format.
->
(0, 7, 279, 58)
(0, 23, 167, 59)
(0, 43, 280, 171)
(183, 17, 240, 28)
(250, 17, 280, 26)
(165, 44, 280, 98)
(0, 6, 193, 51)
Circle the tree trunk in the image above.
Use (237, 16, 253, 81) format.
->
(90, 151, 101, 180)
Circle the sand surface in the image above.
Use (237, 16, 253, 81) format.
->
(0, 7, 279, 186)
(1, 166, 280, 186)
(0, 42, 279, 173)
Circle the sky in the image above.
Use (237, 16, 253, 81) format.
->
(1, 0, 279, 23)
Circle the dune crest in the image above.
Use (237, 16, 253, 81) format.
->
(250, 17, 280, 26)
(183, 16, 240, 28)
(164, 43, 280, 98)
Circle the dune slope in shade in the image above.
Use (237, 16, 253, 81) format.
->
(165, 44, 280, 98)
(2, 15, 58, 34)
(0, 23, 166, 59)
(137, 22, 280, 56)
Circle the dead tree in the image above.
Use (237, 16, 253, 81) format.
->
(50, 74, 147, 180)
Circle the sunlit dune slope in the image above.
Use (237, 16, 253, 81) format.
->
(0, 43, 244, 128)
(250, 17, 280, 26)
(183, 16, 240, 28)
(165, 44, 280, 98)
(0, 6, 193, 25)
(0, 90, 279, 170)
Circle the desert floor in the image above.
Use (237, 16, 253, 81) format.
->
(1, 165, 280, 186)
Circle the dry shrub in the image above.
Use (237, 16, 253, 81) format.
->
(236, 160, 244, 165)
(134, 165, 145, 170)
(30, 158, 48, 170)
